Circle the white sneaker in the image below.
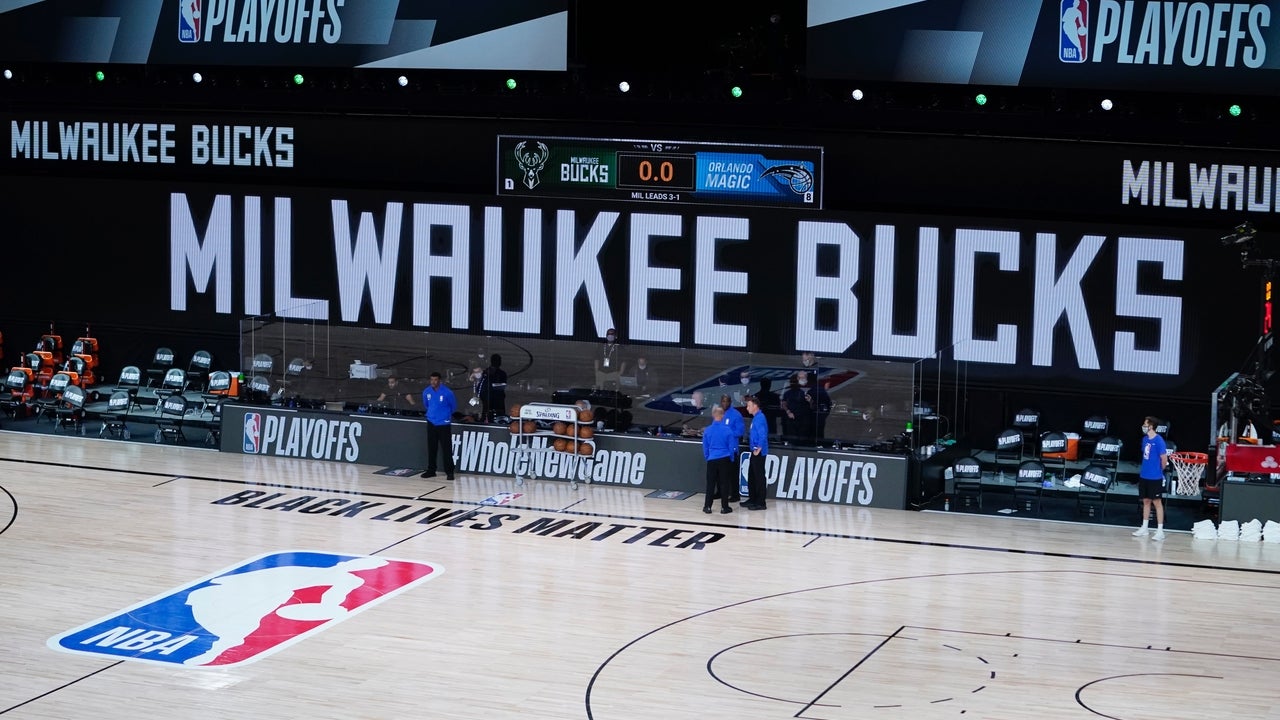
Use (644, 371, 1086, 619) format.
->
(1132, 527, 1149, 537)
(1152, 530, 1166, 541)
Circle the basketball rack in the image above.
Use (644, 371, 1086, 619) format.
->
(511, 402, 595, 489)
(1169, 451, 1208, 496)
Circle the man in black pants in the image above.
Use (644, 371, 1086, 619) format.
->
(420, 372, 457, 480)
(702, 405, 736, 514)
(744, 395, 769, 510)
(479, 353, 508, 423)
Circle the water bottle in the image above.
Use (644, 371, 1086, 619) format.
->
(944, 498, 950, 511)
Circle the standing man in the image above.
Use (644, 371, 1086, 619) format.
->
(755, 377, 781, 437)
(720, 394, 745, 441)
(1133, 416, 1169, 540)
(744, 395, 769, 510)
(420, 372, 457, 480)
(479, 353, 508, 423)
(702, 405, 735, 514)
(594, 328, 626, 390)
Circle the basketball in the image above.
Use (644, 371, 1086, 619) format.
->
(522, 420, 536, 433)
(579, 425, 594, 439)
(509, 403, 522, 418)
(552, 421, 568, 436)
(578, 409, 594, 423)
(553, 438, 568, 452)
(577, 442, 594, 456)
(508, 421, 520, 434)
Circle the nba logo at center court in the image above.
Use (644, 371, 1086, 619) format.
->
(48, 551, 443, 668)
(179, 0, 201, 43)
(1060, 0, 1088, 63)
(243, 412, 261, 453)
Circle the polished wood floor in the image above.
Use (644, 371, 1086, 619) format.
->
(1, 430, 1278, 719)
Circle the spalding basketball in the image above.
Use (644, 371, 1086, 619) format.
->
(553, 438, 568, 452)
(578, 425, 594, 439)
(522, 420, 536, 433)
(552, 421, 568, 436)
(509, 403, 522, 418)
(578, 409, 594, 423)
(577, 442, 594, 456)
(508, 421, 520, 434)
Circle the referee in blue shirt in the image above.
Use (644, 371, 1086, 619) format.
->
(702, 405, 736, 514)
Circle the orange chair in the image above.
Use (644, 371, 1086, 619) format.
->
(38, 334, 63, 366)
(71, 337, 100, 373)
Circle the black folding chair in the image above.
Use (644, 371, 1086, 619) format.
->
(155, 394, 189, 444)
(146, 347, 176, 387)
(99, 390, 133, 440)
(153, 368, 188, 411)
(53, 384, 87, 434)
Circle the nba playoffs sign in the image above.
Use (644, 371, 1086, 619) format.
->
(0, 1, 567, 70)
(49, 551, 441, 667)
(219, 404, 912, 508)
(808, 0, 1280, 93)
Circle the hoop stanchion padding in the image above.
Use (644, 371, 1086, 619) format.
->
(1169, 451, 1208, 496)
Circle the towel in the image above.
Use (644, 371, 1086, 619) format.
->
(1218, 519, 1240, 541)
(1192, 519, 1219, 540)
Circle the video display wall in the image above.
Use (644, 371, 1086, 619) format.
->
(0, 173, 1254, 402)
(809, 0, 1280, 93)
(0, 1, 568, 70)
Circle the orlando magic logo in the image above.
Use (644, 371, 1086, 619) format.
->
(179, 0, 201, 43)
(1060, 0, 1088, 63)
(514, 141, 550, 190)
(48, 551, 443, 668)
(761, 164, 814, 195)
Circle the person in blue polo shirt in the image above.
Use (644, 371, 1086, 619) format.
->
(1132, 415, 1169, 541)
(702, 405, 736, 514)
(420, 371, 457, 480)
(744, 395, 769, 510)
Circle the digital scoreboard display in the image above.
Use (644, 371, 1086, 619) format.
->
(497, 136, 823, 209)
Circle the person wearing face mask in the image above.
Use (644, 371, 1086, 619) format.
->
(478, 353, 507, 423)
(594, 328, 626, 391)
(781, 372, 815, 446)
(633, 356, 655, 395)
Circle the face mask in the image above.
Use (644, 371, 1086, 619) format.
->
(798, 378, 808, 387)
(606, 334, 616, 342)
(740, 377, 750, 385)
(473, 372, 483, 380)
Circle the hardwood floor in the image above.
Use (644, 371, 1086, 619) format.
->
(0, 431, 1277, 719)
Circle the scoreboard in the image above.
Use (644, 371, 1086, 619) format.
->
(497, 135, 823, 209)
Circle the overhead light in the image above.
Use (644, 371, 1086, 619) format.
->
(730, 85, 743, 98)
(397, 75, 408, 87)
(94, 70, 105, 82)
(192, 72, 203, 84)
(974, 93, 988, 106)
(1100, 98, 1113, 111)
(850, 88, 864, 101)
(505, 78, 517, 90)
(1229, 103, 1243, 117)
(2, 69, 12, 80)
(292, 73, 304, 86)
(618, 81, 630, 93)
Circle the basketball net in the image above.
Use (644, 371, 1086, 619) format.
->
(1169, 451, 1207, 496)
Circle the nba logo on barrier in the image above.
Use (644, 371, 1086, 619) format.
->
(1060, 0, 1088, 63)
(48, 551, 443, 668)
(243, 412, 261, 453)
(179, 0, 201, 43)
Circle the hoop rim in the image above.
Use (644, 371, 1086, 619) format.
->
(1169, 451, 1208, 464)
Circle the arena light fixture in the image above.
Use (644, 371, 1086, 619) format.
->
(505, 77, 517, 90)
(1229, 103, 1243, 117)
(618, 81, 630, 93)
(397, 75, 408, 87)
(730, 85, 743, 98)
(974, 93, 987, 106)
(850, 88, 864, 101)
(1100, 98, 1113, 111)
(192, 72, 203, 84)
(94, 70, 105, 82)
(292, 73, 305, 86)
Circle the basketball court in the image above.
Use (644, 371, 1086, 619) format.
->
(1, 431, 1277, 719)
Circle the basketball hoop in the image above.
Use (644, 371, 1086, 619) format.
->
(1169, 451, 1208, 496)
